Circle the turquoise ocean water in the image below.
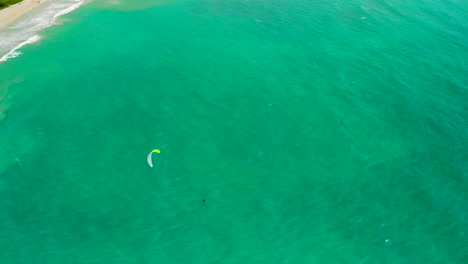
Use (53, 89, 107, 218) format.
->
(0, 0, 467, 263)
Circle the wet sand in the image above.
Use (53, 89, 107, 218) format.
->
(0, 0, 50, 28)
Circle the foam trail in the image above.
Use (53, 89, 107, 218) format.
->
(53, 1, 83, 20)
(0, 35, 41, 62)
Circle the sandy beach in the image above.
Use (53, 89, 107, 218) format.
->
(0, 0, 50, 28)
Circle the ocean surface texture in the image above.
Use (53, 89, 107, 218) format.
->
(0, 0, 467, 263)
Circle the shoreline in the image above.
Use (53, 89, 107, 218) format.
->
(0, 0, 50, 29)
(0, 0, 85, 62)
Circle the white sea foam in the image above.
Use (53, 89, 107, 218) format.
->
(53, 1, 83, 19)
(0, 0, 84, 63)
(0, 35, 40, 62)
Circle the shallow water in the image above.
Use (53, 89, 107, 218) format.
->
(0, 0, 467, 263)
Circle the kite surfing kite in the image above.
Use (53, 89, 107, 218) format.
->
(147, 149, 161, 167)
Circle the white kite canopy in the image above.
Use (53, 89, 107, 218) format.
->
(147, 149, 161, 167)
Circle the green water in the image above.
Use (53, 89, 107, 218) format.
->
(0, 0, 467, 263)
